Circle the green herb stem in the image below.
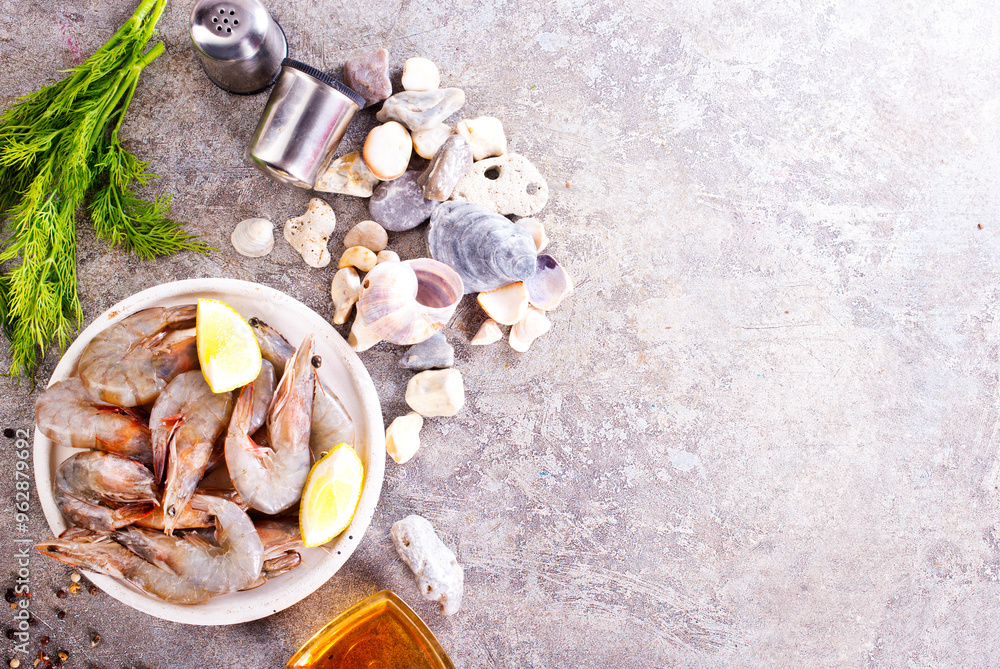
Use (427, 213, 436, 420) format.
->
(0, 0, 209, 378)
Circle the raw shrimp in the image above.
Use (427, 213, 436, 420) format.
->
(54, 451, 158, 531)
(149, 371, 234, 534)
(112, 495, 264, 593)
(248, 360, 276, 435)
(78, 305, 199, 407)
(310, 373, 356, 452)
(249, 317, 295, 378)
(36, 529, 215, 605)
(249, 318, 355, 449)
(256, 518, 305, 576)
(225, 335, 315, 514)
(134, 488, 247, 531)
(239, 519, 305, 589)
(35, 378, 153, 465)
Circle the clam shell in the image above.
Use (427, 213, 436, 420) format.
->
(471, 318, 503, 345)
(427, 201, 538, 294)
(231, 218, 274, 258)
(357, 258, 464, 345)
(477, 282, 529, 325)
(525, 255, 573, 311)
(509, 306, 551, 352)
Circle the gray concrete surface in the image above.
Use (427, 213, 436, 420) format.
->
(2, 0, 1000, 666)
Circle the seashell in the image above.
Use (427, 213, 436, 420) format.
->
(314, 151, 380, 197)
(284, 198, 337, 268)
(343, 48, 391, 108)
(401, 57, 440, 91)
(356, 258, 464, 345)
(405, 369, 465, 417)
(377, 250, 400, 264)
(412, 123, 453, 160)
(455, 116, 507, 161)
(450, 153, 549, 216)
(418, 134, 473, 201)
(330, 267, 361, 325)
(339, 246, 378, 272)
(399, 332, 453, 370)
(348, 314, 382, 352)
(514, 217, 548, 253)
(231, 218, 274, 258)
(376, 88, 465, 132)
(343, 220, 388, 253)
(363, 121, 412, 181)
(427, 201, 538, 294)
(386, 412, 424, 464)
(471, 319, 502, 345)
(509, 306, 551, 352)
(369, 170, 441, 232)
(477, 282, 529, 325)
(525, 255, 573, 311)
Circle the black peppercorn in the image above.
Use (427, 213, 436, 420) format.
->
(40, 635, 49, 645)
(56, 610, 65, 620)
(55, 590, 66, 599)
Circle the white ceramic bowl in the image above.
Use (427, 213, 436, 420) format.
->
(33, 279, 385, 625)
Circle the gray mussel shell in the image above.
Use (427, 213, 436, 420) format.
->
(426, 202, 538, 294)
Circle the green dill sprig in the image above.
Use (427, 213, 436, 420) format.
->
(0, 0, 211, 378)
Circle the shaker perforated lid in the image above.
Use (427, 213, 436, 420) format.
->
(190, 0, 288, 95)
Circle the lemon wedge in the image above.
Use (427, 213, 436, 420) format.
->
(196, 298, 262, 393)
(300, 443, 364, 547)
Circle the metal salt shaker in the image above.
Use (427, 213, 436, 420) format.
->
(189, 0, 288, 95)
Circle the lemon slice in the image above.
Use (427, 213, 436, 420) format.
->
(196, 298, 262, 393)
(300, 443, 364, 547)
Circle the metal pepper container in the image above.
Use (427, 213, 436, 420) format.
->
(190, 0, 287, 95)
(248, 59, 365, 188)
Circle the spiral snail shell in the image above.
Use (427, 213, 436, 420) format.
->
(357, 258, 464, 345)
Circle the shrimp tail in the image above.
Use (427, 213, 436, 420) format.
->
(152, 336, 199, 383)
(113, 502, 157, 526)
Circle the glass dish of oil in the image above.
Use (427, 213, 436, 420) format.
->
(286, 590, 455, 669)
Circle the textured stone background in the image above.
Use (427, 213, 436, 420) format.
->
(2, 0, 1000, 667)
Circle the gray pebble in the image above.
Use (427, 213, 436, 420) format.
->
(369, 170, 441, 232)
(376, 88, 466, 132)
(398, 332, 454, 370)
(418, 135, 473, 201)
(344, 48, 392, 107)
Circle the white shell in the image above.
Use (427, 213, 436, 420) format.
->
(343, 220, 388, 253)
(412, 123, 453, 160)
(404, 369, 465, 417)
(284, 198, 337, 268)
(363, 121, 412, 181)
(339, 246, 378, 272)
(314, 151, 380, 197)
(357, 258, 464, 345)
(377, 250, 400, 264)
(348, 315, 382, 352)
(471, 319, 502, 345)
(330, 267, 361, 325)
(401, 57, 440, 92)
(455, 117, 507, 161)
(514, 217, 548, 253)
(385, 412, 423, 464)
(231, 218, 274, 258)
(477, 282, 529, 325)
(509, 306, 551, 352)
